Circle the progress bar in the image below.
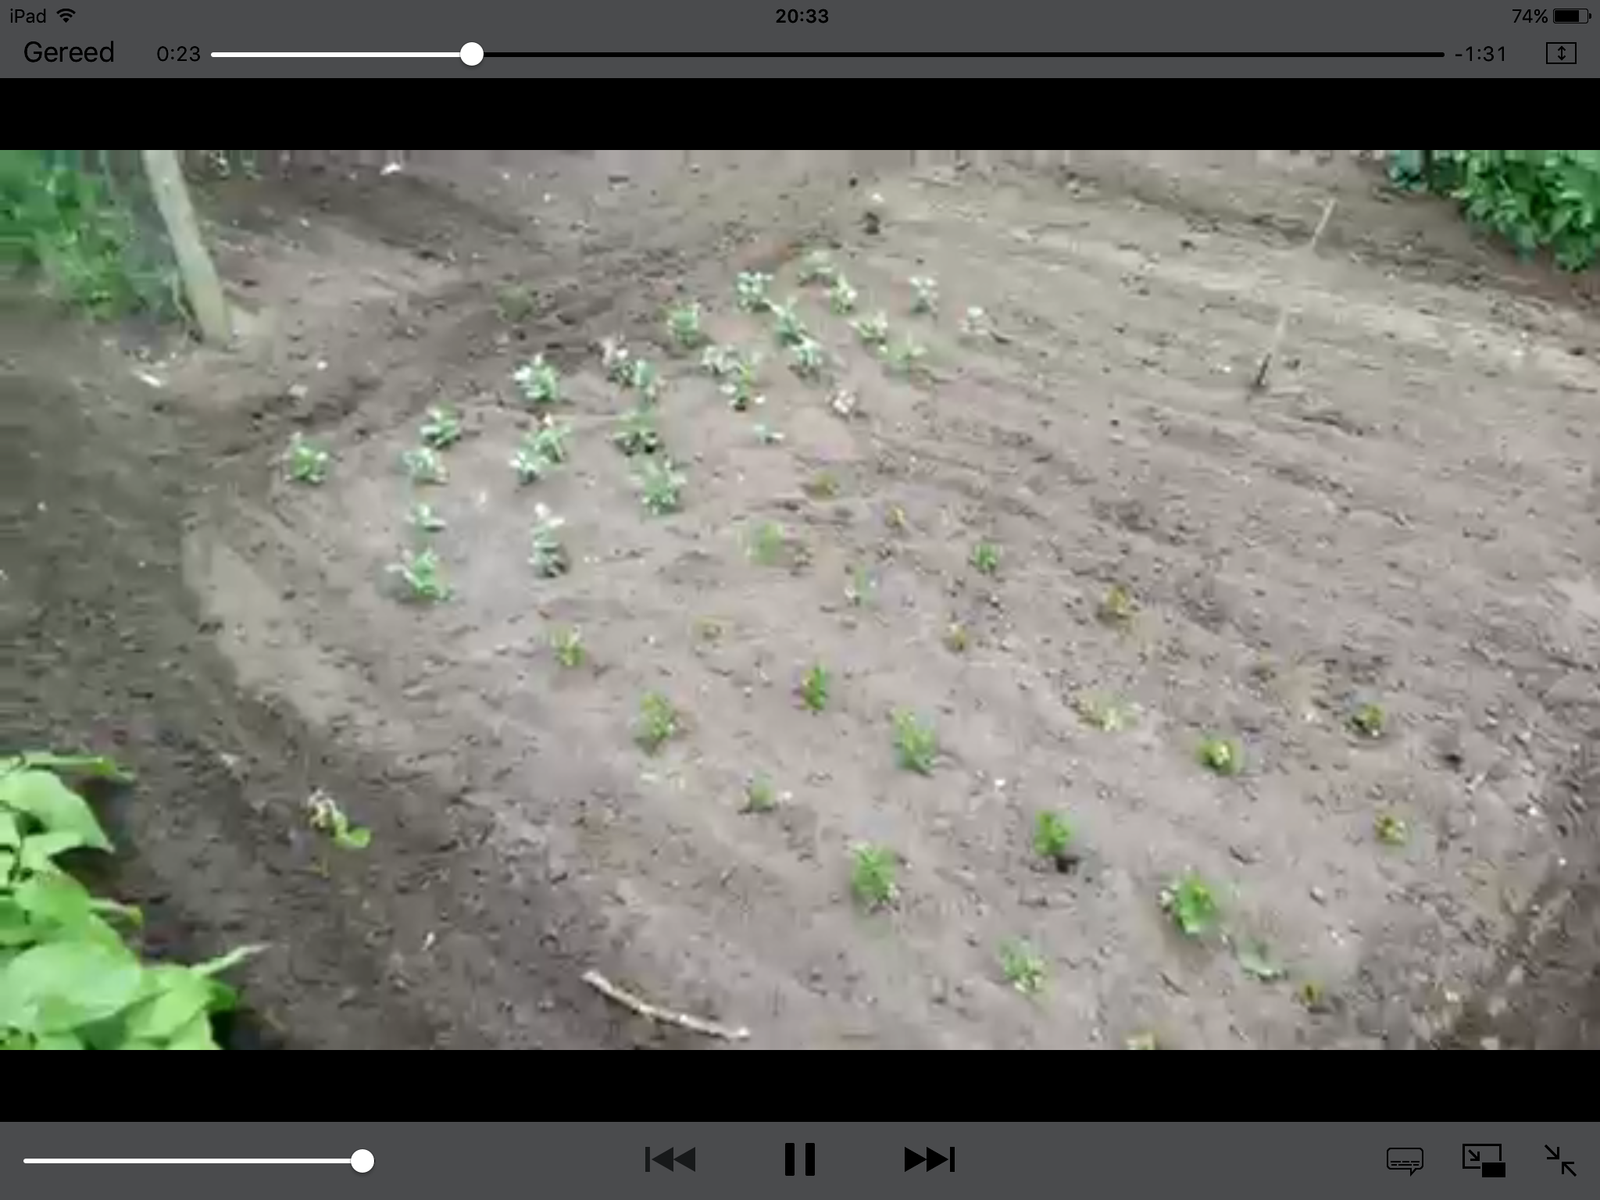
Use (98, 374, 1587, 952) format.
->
(25, 1151, 375, 1172)
(206, 45, 1447, 62)
(211, 43, 484, 64)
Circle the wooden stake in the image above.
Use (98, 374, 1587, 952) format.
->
(140, 149, 232, 345)
(582, 970, 751, 1041)
(1251, 197, 1336, 394)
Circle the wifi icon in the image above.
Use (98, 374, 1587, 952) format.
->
(56, 7, 76, 20)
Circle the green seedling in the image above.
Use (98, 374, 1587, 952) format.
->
(942, 622, 969, 653)
(529, 504, 570, 578)
(720, 355, 764, 411)
(850, 843, 899, 910)
(743, 775, 777, 813)
(829, 388, 859, 419)
(510, 445, 550, 484)
(283, 431, 330, 484)
(893, 710, 938, 775)
(420, 405, 463, 449)
(749, 521, 787, 566)
(789, 338, 826, 380)
(305, 788, 371, 850)
(1375, 813, 1409, 846)
(971, 540, 1001, 577)
(828, 276, 859, 315)
(600, 336, 633, 383)
(1160, 873, 1221, 938)
(613, 408, 663, 457)
(1075, 695, 1129, 732)
(1125, 1032, 1160, 1050)
(804, 471, 840, 499)
(1098, 584, 1136, 626)
(845, 565, 876, 607)
(1198, 736, 1241, 776)
(625, 358, 663, 405)
(1297, 981, 1332, 1014)
(666, 301, 707, 351)
(701, 344, 736, 377)
(851, 310, 890, 347)
(883, 337, 927, 376)
(885, 504, 909, 533)
(772, 298, 808, 347)
(636, 458, 687, 515)
(407, 501, 447, 534)
(551, 627, 586, 668)
(735, 270, 775, 313)
(961, 305, 990, 336)
(402, 446, 449, 484)
(1236, 941, 1286, 982)
(1033, 811, 1076, 871)
(909, 275, 939, 315)
(387, 547, 450, 602)
(635, 692, 682, 754)
(513, 354, 561, 407)
(496, 283, 535, 322)
(999, 940, 1047, 995)
(694, 617, 725, 642)
(753, 423, 786, 445)
(1350, 703, 1386, 739)
(528, 416, 573, 464)
(799, 250, 839, 285)
(800, 664, 831, 713)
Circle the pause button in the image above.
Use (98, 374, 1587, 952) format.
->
(785, 1143, 816, 1177)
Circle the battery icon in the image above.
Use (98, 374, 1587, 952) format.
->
(1552, 7, 1592, 21)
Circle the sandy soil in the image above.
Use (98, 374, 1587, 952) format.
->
(4, 149, 1598, 1049)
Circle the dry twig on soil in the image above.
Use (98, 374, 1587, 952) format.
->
(581, 969, 751, 1041)
(1251, 197, 1337, 394)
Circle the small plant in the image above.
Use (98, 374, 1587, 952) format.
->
(892, 710, 938, 775)
(850, 843, 899, 910)
(1236, 941, 1286, 982)
(1032, 811, 1076, 871)
(971, 540, 1000, 577)
(283, 431, 330, 484)
(529, 504, 570, 578)
(305, 788, 371, 850)
(666, 300, 707, 351)
(720, 354, 764, 411)
(743, 774, 777, 813)
(635, 692, 681, 755)
(496, 283, 535, 322)
(700, 343, 732, 377)
(1124, 1032, 1160, 1051)
(961, 306, 990, 336)
(402, 446, 449, 485)
(845, 565, 876, 607)
(1198, 736, 1241, 776)
(510, 445, 550, 484)
(909, 275, 939, 315)
(513, 354, 561, 406)
(1160, 872, 1221, 938)
(600, 336, 633, 383)
(772, 298, 808, 347)
(625, 358, 663, 405)
(613, 407, 663, 457)
(829, 388, 859, 419)
(999, 940, 1046, 995)
(1075, 695, 1129, 732)
(828, 276, 859, 315)
(749, 520, 787, 566)
(636, 458, 687, 515)
(387, 547, 450, 603)
(798, 249, 838, 285)
(799, 663, 831, 713)
(803, 471, 840, 500)
(885, 504, 909, 533)
(1098, 584, 1136, 626)
(790, 337, 827, 380)
(851, 310, 890, 347)
(1350, 703, 1386, 739)
(735, 270, 775, 313)
(754, 423, 786, 445)
(883, 336, 927, 376)
(1375, 813, 1409, 846)
(407, 501, 447, 533)
(420, 405, 463, 449)
(528, 416, 573, 465)
(942, 622, 969, 653)
(551, 626, 586, 668)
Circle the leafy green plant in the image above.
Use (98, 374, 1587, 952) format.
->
(402, 446, 448, 485)
(909, 275, 939, 315)
(496, 283, 535, 322)
(999, 940, 1046, 995)
(803, 471, 840, 500)
(883, 336, 927, 376)
(1375, 813, 1409, 846)
(635, 692, 682, 754)
(1198, 736, 1241, 776)
(1033, 811, 1075, 871)
(851, 311, 890, 347)
(1236, 941, 1286, 983)
(283, 431, 330, 484)
(1350, 702, 1385, 739)
(512, 418, 573, 484)
(636, 458, 687, 515)
(551, 626, 586, 668)
(845, 565, 876, 608)
(387, 547, 450, 602)
(790, 337, 826, 380)
(305, 788, 371, 850)
(960, 306, 990, 336)
(407, 501, 447, 534)
(529, 504, 570, 578)
(942, 622, 969, 653)
(719, 354, 764, 411)
(420, 405, 463, 449)
(798, 249, 838, 285)
(666, 301, 707, 350)
(0, 752, 262, 1050)
(800, 664, 831, 713)
(850, 844, 899, 910)
(1124, 1032, 1160, 1050)
(701, 343, 736, 377)
(735, 270, 775, 313)
(600, 336, 633, 383)
(772, 298, 808, 347)
(892, 710, 938, 775)
(513, 354, 561, 406)
(1160, 873, 1221, 938)
(753, 423, 785, 445)
(613, 407, 663, 457)
(625, 358, 663, 405)
(829, 387, 859, 419)
(510, 445, 549, 485)
(743, 775, 777, 813)
(1097, 584, 1136, 626)
(828, 276, 859, 314)
(970, 540, 1000, 577)
(749, 520, 787, 566)
(1075, 695, 1129, 732)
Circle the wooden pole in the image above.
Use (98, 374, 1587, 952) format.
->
(140, 149, 232, 345)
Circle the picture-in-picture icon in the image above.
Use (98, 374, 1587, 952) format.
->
(1387, 1149, 1423, 1176)
(1463, 1144, 1506, 1178)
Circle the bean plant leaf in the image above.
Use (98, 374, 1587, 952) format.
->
(120, 965, 217, 1045)
(20, 831, 89, 875)
(0, 769, 112, 851)
(0, 938, 144, 1035)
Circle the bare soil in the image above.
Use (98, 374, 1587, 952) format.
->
(4, 149, 1598, 1050)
